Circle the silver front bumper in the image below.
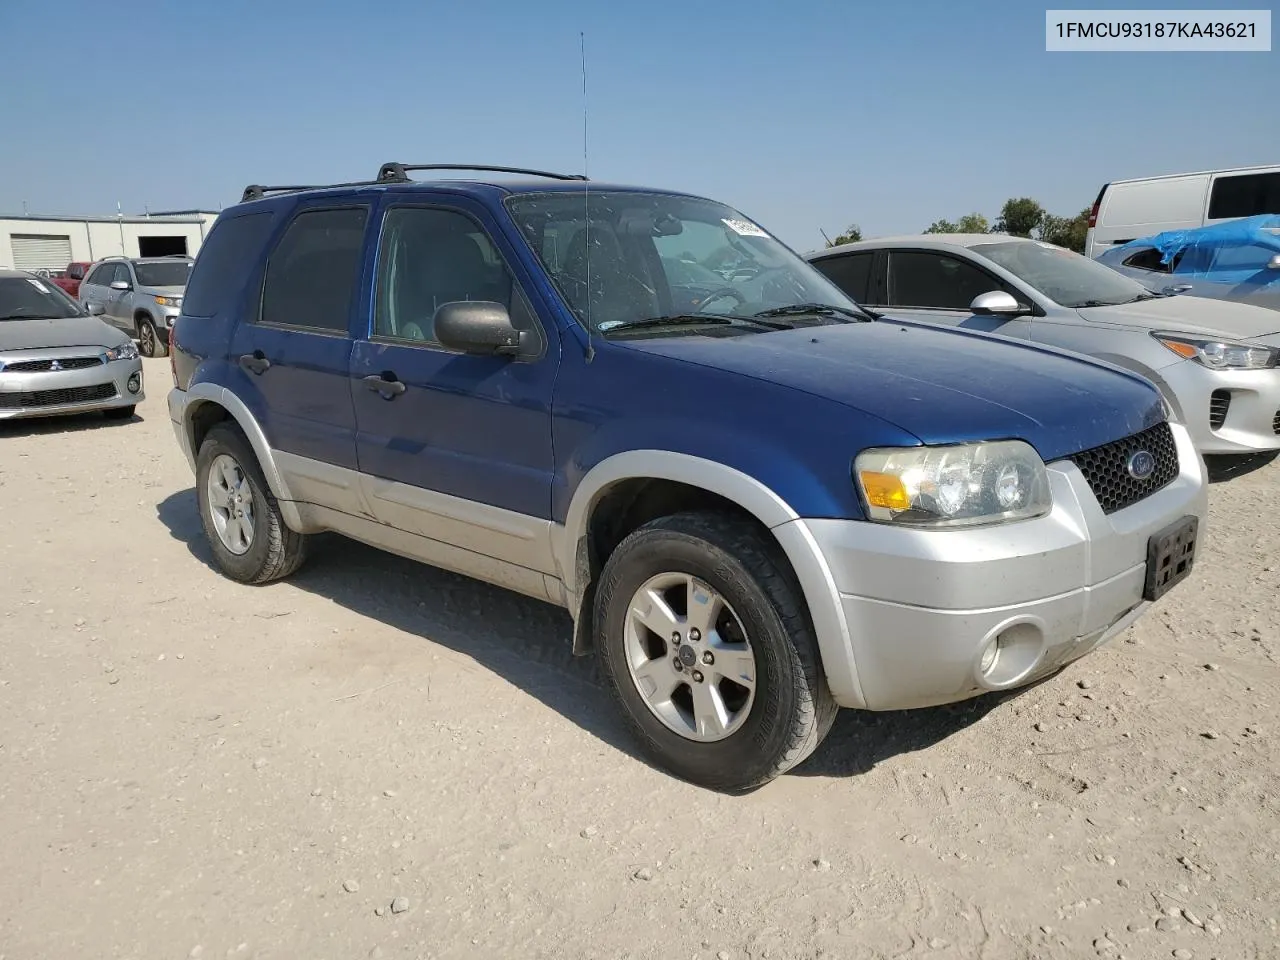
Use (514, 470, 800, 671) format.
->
(0, 348, 144, 420)
(797, 422, 1207, 710)
(1165, 360, 1280, 454)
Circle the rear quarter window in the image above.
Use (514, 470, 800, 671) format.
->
(811, 252, 874, 302)
(183, 211, 275, 317)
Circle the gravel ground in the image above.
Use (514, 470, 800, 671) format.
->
(1, 360, 1278, 960)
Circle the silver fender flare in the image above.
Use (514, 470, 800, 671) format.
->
(555, 449, 867, 708)
(175, 384, 305, 532)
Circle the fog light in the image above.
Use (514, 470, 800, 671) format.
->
(979, 637, 1000, 676)
(127, 372, 142, 394)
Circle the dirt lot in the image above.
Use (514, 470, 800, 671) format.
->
(1, 359, 1277, 960)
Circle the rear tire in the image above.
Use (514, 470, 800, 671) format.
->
(138, 316, 168, 358)
(595, 511, 837, 792)
(195, 423, 307, 584)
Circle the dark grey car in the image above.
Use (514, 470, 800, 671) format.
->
(78, 256, 193, 358)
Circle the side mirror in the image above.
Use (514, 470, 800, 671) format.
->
(434, 301, 525, 356)
(110, 280, 130, 291)
(87, 303, 105, 316)
(1267, 254, 1280, 271)
(969, 290, 1024, 316)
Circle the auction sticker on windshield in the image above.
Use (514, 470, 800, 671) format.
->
(722, 218, 770, 238)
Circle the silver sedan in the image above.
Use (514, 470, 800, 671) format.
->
(807, 235, 1280, 456)
(0, 270, 144, 422)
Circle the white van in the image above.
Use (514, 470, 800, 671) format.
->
(1084, 164, 1280, 259)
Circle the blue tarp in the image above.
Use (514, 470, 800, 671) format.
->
(1112, 215, 1280, 276)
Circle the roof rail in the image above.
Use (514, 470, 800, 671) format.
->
(239, 179, 385, 203)
(376, 162, 588, 183)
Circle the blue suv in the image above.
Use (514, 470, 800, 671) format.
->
(168, 163, 1208, 791)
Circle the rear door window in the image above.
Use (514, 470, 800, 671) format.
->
(1208, 172, 1280, 220)
(258, 207, 369, 333)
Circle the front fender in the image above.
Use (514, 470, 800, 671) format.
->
(554, 449, 867, 708)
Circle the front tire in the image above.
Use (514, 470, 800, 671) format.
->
(195, 423, 307, 584)
(595, 511, 836, 792)
(137, 316, 168, 358)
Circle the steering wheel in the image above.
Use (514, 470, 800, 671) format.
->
(694, 287, 749, 312)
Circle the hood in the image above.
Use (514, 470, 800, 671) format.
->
(0, 316, 130, 352)
(1077, 295, 1280, 342)
(624, 321, 1164, 462)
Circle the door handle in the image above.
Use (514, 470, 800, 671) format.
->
(363, 373, 406, 398)
(238, 351, 270, 375)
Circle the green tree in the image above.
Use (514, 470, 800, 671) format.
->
(924, 213, 987, 235)
(831, 223, 863, 246)
(994, 198, 1046, 237)
(955, 212, 989, 234)
(1038, 207, 1091, 254)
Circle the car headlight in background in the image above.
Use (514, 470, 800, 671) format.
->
(855, 440, 1052, 527)
(1153, 332, 1280, 370)
(105, 341, 139, 362)
(153, 295, 182, 307)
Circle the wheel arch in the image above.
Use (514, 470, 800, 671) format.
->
(178, 383, 304, 531)
(556, 450, 865, 708)
(1087, 351, 1186, 423)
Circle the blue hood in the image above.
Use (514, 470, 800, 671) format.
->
(624, 321, 1164, 462)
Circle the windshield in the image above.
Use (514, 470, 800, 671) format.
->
(972, 240, 1155, 308)
(133, 260, 193, 288)
(0, 275, 83, 320)
(505, 191, 862, 336)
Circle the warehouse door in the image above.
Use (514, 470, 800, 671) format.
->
(137, 235, 188, 257)
(11, 234, 73, 273)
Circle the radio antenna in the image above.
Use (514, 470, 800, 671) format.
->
(580, 30, 595, 362)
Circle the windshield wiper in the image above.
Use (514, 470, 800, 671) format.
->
(598, 313, 793, 334)
(753, 302, 877, 322)
(0, 313, 64, 321)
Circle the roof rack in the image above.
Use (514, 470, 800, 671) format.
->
(376, 162, 588, 183)
(239, 178, 385, 203)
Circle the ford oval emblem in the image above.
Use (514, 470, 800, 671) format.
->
(1127, 450, 1156, 480)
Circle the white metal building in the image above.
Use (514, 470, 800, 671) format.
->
(0, 210, 220, 272)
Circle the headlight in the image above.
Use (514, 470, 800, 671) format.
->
(854, 440, 1051, 527)
(153, 295, 182, 307)
(1153, 332, 1279, 370)
(105, 341, 139, 362)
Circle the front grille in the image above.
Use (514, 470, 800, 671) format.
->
(1068, 421, 1179, 515)
(1209, 390, 1230, 430)
(1273, 410, 1280, 436)
(0, 382, 117, 409)
(1, 356, 103, 373)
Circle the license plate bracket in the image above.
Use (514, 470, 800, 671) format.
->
(1144, 515, 1198, 602)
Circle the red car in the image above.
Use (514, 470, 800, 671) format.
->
(50, 262, 93, 298)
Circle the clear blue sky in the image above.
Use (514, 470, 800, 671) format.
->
(1, 0, 1275, 250)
